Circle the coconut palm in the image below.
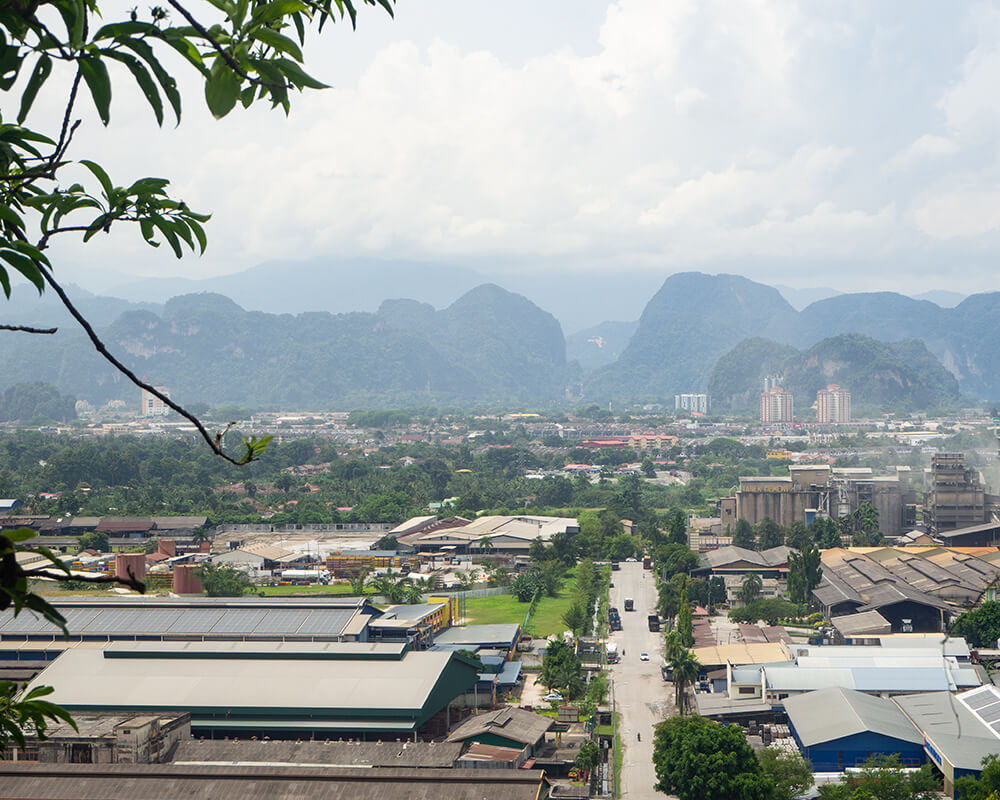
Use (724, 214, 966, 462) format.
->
(668, 646, 701, 715)
(348, 566, 372, 596)
(739, 572, 763, 606)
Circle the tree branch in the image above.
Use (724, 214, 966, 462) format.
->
(165, 0, 285, 88)
(22, 568, 146, 593)
(0, 324, 57, 334)
(32, 261, 258, 465)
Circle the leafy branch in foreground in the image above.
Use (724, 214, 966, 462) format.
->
(1, 528, 146, 636)
(1, 0, 394, 464)
(0, 681, 77, 751)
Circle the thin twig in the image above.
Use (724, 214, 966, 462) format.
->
(166, 0, 286, 89)
(32, 260, 254, 465)
(0, 323, 57, 334)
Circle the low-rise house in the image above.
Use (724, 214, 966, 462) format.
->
(445, 708, 552, 757)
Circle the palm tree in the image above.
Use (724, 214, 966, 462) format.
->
(348, 566, 372, 596)
(479, 535, 494, 553)
(668, 647, 701, 715)
(401, 581, 424, 605)
(739, 572, 763, 606)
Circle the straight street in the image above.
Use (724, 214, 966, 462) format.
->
(607, 561, 673, 800)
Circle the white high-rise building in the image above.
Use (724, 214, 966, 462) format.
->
(674, 394, 710, 414)
(140, 385, 171, 417)
(760, 386, 794, 424)
(816, 385, 851, 423)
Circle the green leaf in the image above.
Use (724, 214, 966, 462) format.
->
(0, 267, 10, 299)
(117, 38, 183, 123)
(79, 160, 114, 201)
(274, 58, 327, 90)
(17, 54, 52, 124)
(92, 21, 161, 40)
(0, 249, 44, 294)
(103, 51, 164, 126)
(139, 217, 159, 247)
(0, 203, 25, 231)
(148, 214, 183, 257)
(0, 32, 24, 91)
(204, 60, 241, 119)
(250, 0, 307, 27)
(186, 218, 208, 253)
(3, 528, 39, 544)
(373, 0, 394, 18)
(79, 56, 112, 126)
(253, 27, 303, 62)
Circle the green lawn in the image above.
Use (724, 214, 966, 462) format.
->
(526, 569, 578, 638)
(255, 583, 355, 597)
(463, 593, 529, 626)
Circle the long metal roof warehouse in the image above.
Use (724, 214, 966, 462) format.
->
(25, 640, 480, 739)
(0, 763, 550, 800)
(0, 597, 380, 642)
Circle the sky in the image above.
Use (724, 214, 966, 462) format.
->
(24, 0, 1000, 296)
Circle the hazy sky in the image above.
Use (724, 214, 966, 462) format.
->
(29, 1, 1000, 294)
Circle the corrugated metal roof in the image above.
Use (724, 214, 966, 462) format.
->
(0, 763, 547, 800)
(29, 647, 458, 714)
(784, 687, 923, 747)
(893, 691, 1000, 771)
(0, 600, 362, 639)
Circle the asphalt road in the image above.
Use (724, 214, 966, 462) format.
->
(607, 561, 673, 800)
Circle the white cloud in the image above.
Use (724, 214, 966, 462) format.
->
(887, 135, 959, 172)
(25, 1, 1000, 295)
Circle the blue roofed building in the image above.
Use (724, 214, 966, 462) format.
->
(784, 687, 926, 771)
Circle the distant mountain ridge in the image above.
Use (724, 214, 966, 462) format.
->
(708, 334, 962, 413)
(4, 270, 1000, 410)
(0, 286, 568, 408)
(581, 272, 1000, 403)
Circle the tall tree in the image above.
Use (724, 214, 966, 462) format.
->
(676, 579, 694, 648)
(738, 572, 763, 606)
(653, 715, 773, 800)
(756, 517, 783, 550)
(540, 639, 584, 698)
(757, 748, 813, 800)
(784, 520, 810, 551)
(951, 602, 1000, 648)
(664, 632, 700, 715)
(732, 518, 757, 550)
(562, 601, 587, 636)
(787, 542, 822, 605)
(666, 507, 688, 545)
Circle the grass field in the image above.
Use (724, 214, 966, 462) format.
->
(526, 569, 578, 637)
(461, 568, 580, 637)
(462, 593, 528, 626)
(254, 583, 355, 597)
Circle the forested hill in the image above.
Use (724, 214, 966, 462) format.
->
(0, 286, 568, 409)
(583, 273, 798, 402)
(707, 334, 963, 412)
(579, 273, 1000, 403)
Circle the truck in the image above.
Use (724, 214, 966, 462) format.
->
(608, 607, 622, 631)
(647, 614, 661, 632)
(624, 597, 634, 612)
(642, 555, 652, 569)
(277, 568, 331, 584)
(610, 560, 620, 571)
(606, 642, 620, 663)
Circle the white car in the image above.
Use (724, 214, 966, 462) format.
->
(542, 692, 564, 702)
(639, 652, 649, 661)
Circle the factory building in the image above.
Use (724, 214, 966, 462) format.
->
(721, 464, 916, 539)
